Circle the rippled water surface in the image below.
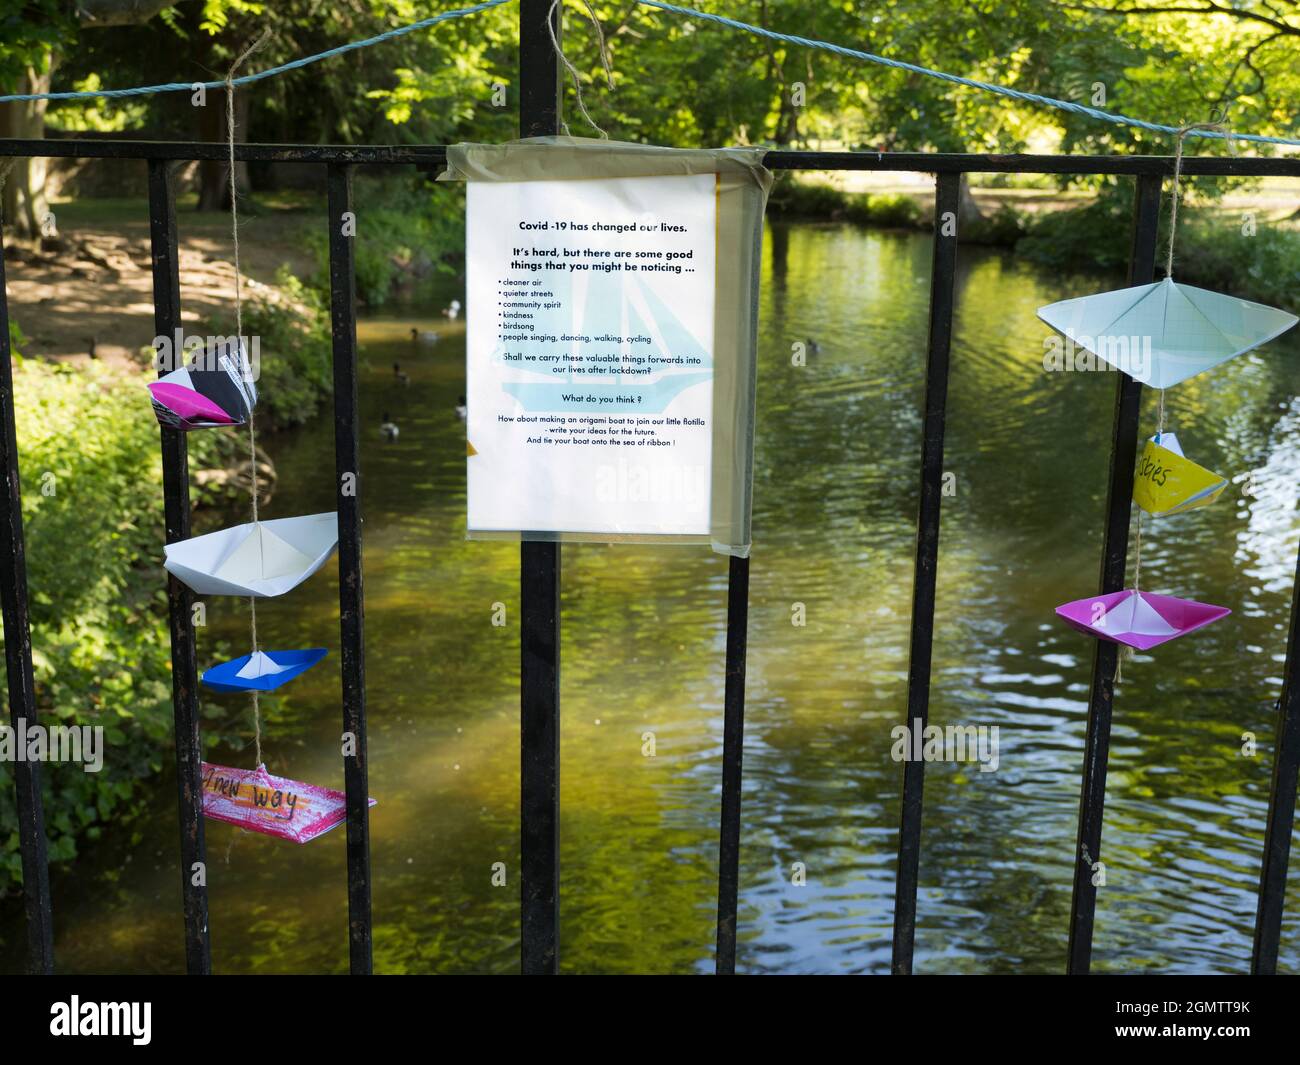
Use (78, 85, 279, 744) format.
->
(4, 221, 1300, 974)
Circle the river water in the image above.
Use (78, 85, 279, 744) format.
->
(4, 222, 1300, 974)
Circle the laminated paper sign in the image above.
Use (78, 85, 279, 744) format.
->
(201, 762, 375, 844)
(466, 172, 718, 537)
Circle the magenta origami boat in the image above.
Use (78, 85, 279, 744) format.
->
(147, 338, 256, 431)
(1055, 589, 1230, 650)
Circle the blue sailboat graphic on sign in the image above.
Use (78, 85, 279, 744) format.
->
(497, 269, 710, 414)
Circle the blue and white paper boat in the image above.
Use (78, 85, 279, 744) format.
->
(201, 648, 329, 693)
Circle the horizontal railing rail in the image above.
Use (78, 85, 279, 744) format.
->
(3, 138, 1300, 178)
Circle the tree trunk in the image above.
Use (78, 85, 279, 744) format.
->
(773, 89, 799, 147)
(0, 3, 190, 231)
(0, 62, 56, 240)
(958, 174, 984, 227)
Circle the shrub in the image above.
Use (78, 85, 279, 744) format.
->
(0, 353, 229, 894)
(767, 177, 925, 229)
(766, 177, 851, 219)
(862, 192, 923, 229)
(1016, 196, 1131, 275)
(961, 203, 1027, 246)
(1017, 195, 1300, 309)
(212, 267, 334, 430)
(1172, 214, 1300, 311)
(306, 177, 465, 307)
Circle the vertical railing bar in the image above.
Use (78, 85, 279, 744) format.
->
(519, 0, 563, 139)
(147, 158, 211, 975)
(326, 162, 373, 975)
(1251, 545, 1300, 972)
(520, 539, 560, 974)
(714, 554, 751, 974)
(890, 170, 962, 975)
(1065, 171, 1163, 975)
(518, 0, 563, 976)
(0, 194, 55, 975)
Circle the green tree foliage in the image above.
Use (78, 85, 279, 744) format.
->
(0, 2, 76, 85)
(14, 0, 1295, 154)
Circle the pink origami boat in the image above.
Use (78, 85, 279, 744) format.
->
(201, 762, 375, 844)
(148, 338, 256, 431)
(149, 381, 236, 426)
(1055, 589, 1230, 650)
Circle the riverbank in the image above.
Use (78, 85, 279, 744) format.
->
(769, 172, 1300, 306)
(0, 192, 337, 896)
(0, 350, 230, 894)
(0, 171, 471, 895)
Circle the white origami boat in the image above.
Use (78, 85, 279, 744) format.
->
(164, 512, 338, 597)
(1038, 277, 1297, 389)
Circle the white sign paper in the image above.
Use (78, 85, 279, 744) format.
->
(466, 173, 717, 536)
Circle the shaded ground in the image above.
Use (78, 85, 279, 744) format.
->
(4, 195, 323, 369)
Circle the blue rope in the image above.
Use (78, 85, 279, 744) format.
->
(1, 0, 1295, 149)
(0, 0, 511, 104)
(636, 0, 1300, 148)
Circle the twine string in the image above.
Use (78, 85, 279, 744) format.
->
(226, 31, 272, 768)
(1119, 118, 1227, 685)
(1130, 388, 1168, 600)
(1115, 644, 1134, 684)
(546, 0, 614, 138)
(1164, 119, 1231, 279)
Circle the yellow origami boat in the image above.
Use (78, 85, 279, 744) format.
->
(1132, 433, 1227, 517)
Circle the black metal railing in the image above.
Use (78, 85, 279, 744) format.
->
(2, 0, 1300, 975)
(147, 158, 210, 975)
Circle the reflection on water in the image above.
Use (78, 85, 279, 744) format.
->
(4, 222, 1300, 974)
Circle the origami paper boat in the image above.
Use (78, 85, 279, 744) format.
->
(148, 338, 257, 430)
(164, 512, 338, 598)
(201, 648, 329, 693)
(1056, 589, 1230, 650)
(201, 762, 376, 844)
(1038, 277, 1297, 389)
(1133, 432, 1227, 517)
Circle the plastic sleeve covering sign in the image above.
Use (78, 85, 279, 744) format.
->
(201, 762, 376, 844)
(443, 137, 773, 555)
(466, 173, 717, 537)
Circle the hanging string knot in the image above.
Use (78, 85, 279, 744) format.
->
(1114, 644, 1135, 685)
